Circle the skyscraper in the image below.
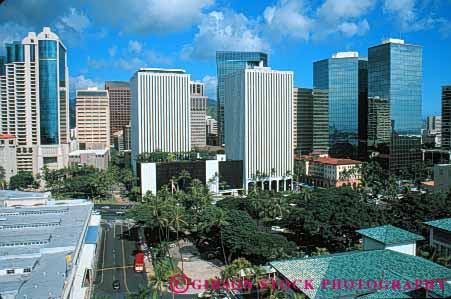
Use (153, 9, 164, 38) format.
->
(75, 88, 110, 150)
(313, 52, 367, 158)
(0, 27, 69, 174)
(225, 66, 293, 191)
(368, 39, 423, 174)
(293, 88, 329, 155)
(368, 39, 422, 135)
(190, 81, 208, 148)
(442, 86, 451, 150)
(216, 51, 268, 145)
(130, 68, 191, 172)
(105, 81, 131, 139)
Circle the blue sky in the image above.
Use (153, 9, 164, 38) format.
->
(0, 0, 450, 117)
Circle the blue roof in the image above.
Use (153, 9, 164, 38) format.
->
(85, 225, 99, 244)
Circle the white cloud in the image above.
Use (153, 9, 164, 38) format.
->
(383, 0, 435, 31)
(317, 0, 376, 22)
(108, 46, 117, 57)
(337, 19, 370, 37)
(128, 40, 142, 54)
(144, 50, 172, 65)
(69, 75, 103, 97)
(263, 0, 313, 41)
(181, 10, 270, 60)
(201, 75, 217, 99)
(57, 8, 90, 33)
(87, 0, 214, 34)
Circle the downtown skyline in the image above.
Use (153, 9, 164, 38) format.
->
(0, 0, 450, 117)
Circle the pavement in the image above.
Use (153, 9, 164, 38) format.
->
(93, 219, 148, 298)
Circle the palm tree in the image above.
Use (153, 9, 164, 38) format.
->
(170, 206, 188, 272)
(215, 208, 230, 265)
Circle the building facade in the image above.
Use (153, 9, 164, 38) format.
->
(368, 39, 423, 174)
(295, 153, 361, 188)
(434, 164, 451, 193)
(216, 51, 268, 145)
(190, 81, 208, 148)
(131, 68, 191, 172)
(367, 97, 391, 147)
(206, 116, 218, 135)
(69, 149, 110, 170)
(442, 86, 451, 150)
(293, 88, 329, 155)
(0, 134, 17, 182)
(313, 52, 367, 158)
(368, 39, 422, 136)
(75, 88, 110, 150)
(105, 81, 131, 140)
(225, 67, 293, 191)
(423, 115, 442, 148)
(0, 27, 70, 174)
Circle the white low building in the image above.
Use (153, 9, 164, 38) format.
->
(356, 224, 424, 256)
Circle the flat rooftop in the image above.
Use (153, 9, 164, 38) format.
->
(69, 148, 109, 156)
(0, 199, 93, 299)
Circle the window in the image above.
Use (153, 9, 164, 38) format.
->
(24, 268, 31, 273)
(7, 269, 15, 274)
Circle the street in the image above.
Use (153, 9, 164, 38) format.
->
(93, 219, 148, 298)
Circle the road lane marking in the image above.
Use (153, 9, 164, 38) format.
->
(121, 223, 130, 293)
(100, 225, 107, 285)
(96, 265, 134, 272)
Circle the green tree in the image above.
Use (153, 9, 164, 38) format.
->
(0, 165, 6, 189)
(9, 171, 36, 190)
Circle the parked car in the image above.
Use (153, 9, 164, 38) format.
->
(113, 280, 120, 290)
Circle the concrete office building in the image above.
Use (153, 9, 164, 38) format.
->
(314, 52, 368, 159)
(75, 88, 110, 150)
(216, 51, 268, 145)
(442, 86, 451, 150)
(423, 115, 442, 148)
(0, 193, 100, 299)
(190, 81, 208, 148)
(0, 27, 70, 174)
(69, 148, 110, 170)
(105, 81, 131, 139)
(225, 66, 293, 191)
(206, 116, 218, 135)
(368, 39, 423, 174)
(293, 88, 329, 155)
(131, 68, 191, 172)
(0, 134, 17, 182)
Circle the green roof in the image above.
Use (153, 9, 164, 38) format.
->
(424, 218, 451, 232)
(356, 225, 424, 244)
(356, 289, 411, 298)
(270, 250, 451, 299)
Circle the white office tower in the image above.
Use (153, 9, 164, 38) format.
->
(0, 27, 69, 174)
(76, 88, 110, 150)
(190, 81, 208, 148)
(131, 68, 191, 172)
(225, 67, 294, 191)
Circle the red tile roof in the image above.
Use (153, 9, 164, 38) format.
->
(315, 157, 361, 166)
(294, 154, 361, 166)
(0, 134, 15, 139)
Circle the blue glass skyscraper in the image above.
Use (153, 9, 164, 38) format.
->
(216, 51, 268, 145)
(368, 39, 422, 136)
(313, 52, 367, 158)
(0, 27, 69, 173)
(368, 39, 423, 174)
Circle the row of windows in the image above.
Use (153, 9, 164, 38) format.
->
(3, 268, 31, 275)
(0, 221, 60, 230)
(0, 240, 49, 247)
